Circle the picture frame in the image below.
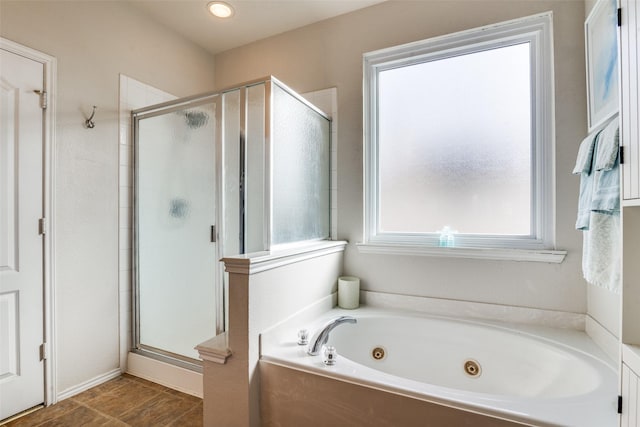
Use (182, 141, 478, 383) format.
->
(585, 0, 619, 132)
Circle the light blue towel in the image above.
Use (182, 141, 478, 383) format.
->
(594, 117, 620, 171)
(592, 119, 620, 214)
(573, 131, 598, 174)
(574, 131, 600, 230)
(576, 168, 595, 230)
(591, 153, 620, 213)
(576, 117, 622, 293)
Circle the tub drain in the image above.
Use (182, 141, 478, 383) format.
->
(463, 359, 481, 377)
(371, 347, 386, 360)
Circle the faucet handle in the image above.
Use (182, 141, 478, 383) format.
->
(297, 329, 309, 345)
(323, 346, 337, 366)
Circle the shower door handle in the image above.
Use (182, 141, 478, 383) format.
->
(210, 225, 217, 243)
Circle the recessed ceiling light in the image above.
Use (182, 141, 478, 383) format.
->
(207, 1, 235, 18)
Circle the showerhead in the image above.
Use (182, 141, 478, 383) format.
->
(181, 109, 210, 129)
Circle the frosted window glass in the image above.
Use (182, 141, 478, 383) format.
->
(378, 43, 531, 236)
(271, 84, 330, 245)
(136, 101, 217, 360)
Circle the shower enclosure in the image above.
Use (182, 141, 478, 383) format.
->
(132, 77, 331, 370)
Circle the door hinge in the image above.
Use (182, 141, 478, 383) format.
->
(38, 218, 47, 235)
(618, 7, 622, 27)
(210, 225, 217, 243)
(620, 145, 625, 165)
(40, 343, 49, 361)
(33, 89, 48, 109)
(618, 395, 623, 414)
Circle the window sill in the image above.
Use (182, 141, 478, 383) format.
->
(356, 243, 567, 263)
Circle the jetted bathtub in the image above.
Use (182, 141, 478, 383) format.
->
(260, 307, 618, 426)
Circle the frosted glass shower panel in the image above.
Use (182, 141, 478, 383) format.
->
(222, 90, 241, 256)
(136, 101, 217, 361)
(245, 83, 267, 252)
(271, 83, 330, 245)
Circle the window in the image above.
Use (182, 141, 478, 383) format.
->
(362, 12, 564, 261)
(362, 13, 561, 259)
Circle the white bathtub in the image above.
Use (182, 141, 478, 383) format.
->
(260, 307, 618, 426)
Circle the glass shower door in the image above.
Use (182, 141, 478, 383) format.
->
(135, 100, 218, 364)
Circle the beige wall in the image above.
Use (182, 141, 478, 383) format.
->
(586, 0, 598, 17)
(0, 1, 216, 395)
(215, 1, 589, 314)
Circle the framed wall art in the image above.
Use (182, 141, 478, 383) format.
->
(585, 0, 619, 132)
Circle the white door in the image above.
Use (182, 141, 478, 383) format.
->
(0, 48, 45, 420)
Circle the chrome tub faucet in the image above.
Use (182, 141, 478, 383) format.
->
(307, 315, 357, 356)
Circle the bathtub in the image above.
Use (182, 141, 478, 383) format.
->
(260, 307, 618, 426)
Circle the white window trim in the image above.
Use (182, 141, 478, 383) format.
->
(362, 12, 565, 262)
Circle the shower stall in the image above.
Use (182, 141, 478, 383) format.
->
(131, 77, 331, 370)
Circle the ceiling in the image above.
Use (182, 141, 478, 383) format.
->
(128, 0, 386, 56)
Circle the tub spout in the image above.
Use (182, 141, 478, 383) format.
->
(307, 315, 357, 356)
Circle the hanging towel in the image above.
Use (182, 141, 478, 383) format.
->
(591, 152, 620, 213)
(573, 130, 600, 230)
(575, 117, 622, 294)
(592, 118, 620, 214)
(573, 131, 598, 174)
(582, 211, 621, 294)
(594, 117, 620, 171)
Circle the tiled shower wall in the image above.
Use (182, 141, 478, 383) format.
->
(117, 77, 338, 369)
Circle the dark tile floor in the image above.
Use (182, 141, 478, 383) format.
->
(2, 374, 203, 427)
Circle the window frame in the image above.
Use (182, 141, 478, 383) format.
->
(362, 12, 561, 259)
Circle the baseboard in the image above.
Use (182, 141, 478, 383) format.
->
(56, 368, 122, 401)
(126, 352, 202, 398)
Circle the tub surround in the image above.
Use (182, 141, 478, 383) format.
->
(359, 291, 585, 330)
(199, 241, 346, 427)
(260, 362, 524, 427)
(586, 314, 620, 363)
(260, 306, 617, 426)
(205, 243, 616, 427)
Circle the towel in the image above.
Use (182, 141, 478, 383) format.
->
(582, 211, 621, 294)
(575, 166, 595, 230)
(572, 131, 598, 175)
(591, 152, 620, 213)
(573, 130, 599, 230)
(575, 117, 622, 294)
(594, 117, 620, 171)
(591, 118, 620, 214)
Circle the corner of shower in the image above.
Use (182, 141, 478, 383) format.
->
(130, 76, 332, 373)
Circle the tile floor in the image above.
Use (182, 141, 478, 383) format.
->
(2, 374, 203, 427)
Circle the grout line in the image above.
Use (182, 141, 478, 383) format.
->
(69, 398, 129, 426)
(5, 376, 201, 427)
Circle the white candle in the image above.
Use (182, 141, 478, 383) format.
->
(338, 276, 360, 309)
